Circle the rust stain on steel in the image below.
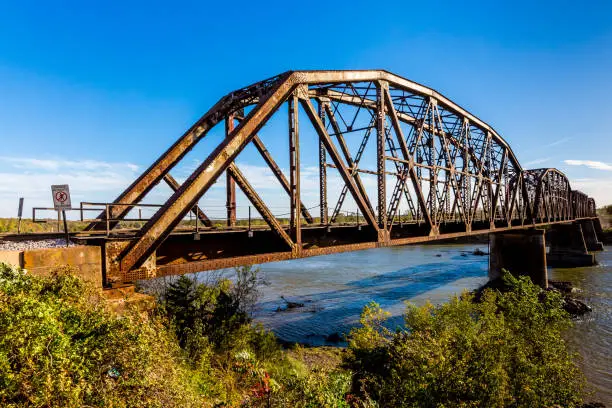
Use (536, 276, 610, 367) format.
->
(300, 97, 379, 231)
(85, 72, 290, 232)
(226, 114, 237, 227)
(119, 73, 300, 271)
(151, 219, 593, 280)
(320, 89, 488, 172)
(383, 87, 432, 230)
(251, 135, 314, 223)
(323, 102, 373, 216)
(163, 173, 212, 227)
(288, 93, 302, 246)
(84, 70, 597, 278)
(375, 81, 387, 231)
(227, 163, 296, 251)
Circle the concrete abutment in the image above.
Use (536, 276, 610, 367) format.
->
(547, 223, 596, 267)
(489, 229, 548, 288)
(577, 219, 604, 252)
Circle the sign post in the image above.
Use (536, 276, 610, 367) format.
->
(17, 197, 24, 234)
(51, 185, 72, 247)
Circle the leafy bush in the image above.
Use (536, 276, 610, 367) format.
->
(157, 267, 354, 407)
(266, 346, 352, 408)
(160, 266, 270, 360)
(346, 271, 585, 408)
(1, 261, 588, 407)
(0, 263, 200, 407)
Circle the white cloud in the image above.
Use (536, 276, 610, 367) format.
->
(0, 156, 139, 172)
(0, 157, 141, 218)
(524, 157, 551, 167)
(564, 160, 612, 171)
(570, 178, 612, 206)
(545, 137, 571, 148)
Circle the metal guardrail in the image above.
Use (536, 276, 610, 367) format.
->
(32, 203, 165, 236)
(33, 201, 429, 238)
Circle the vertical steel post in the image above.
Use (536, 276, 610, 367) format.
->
(225, 114, 237, 227)
(376, 81, 388, 231)
(61, 209, 69, 247)
(318, 99, 328, 225)
(289, 94, 301, 247)
(429, 98, 437, 229)
(17, 197, 24, 233)
(105, 205, 110, 237)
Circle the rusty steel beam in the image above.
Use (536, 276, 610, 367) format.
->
(251, 135, 314, 224)
(323, 103, 373, 214)
(300, 97, 379, 231)
(227, 163, 295, 251)
(118, 73, 299, 271)
(92, 70, 524, 233)
(383, 88, 433, 231)
(288, 94, 301, 246)
(318, 100, 328, 224)
(226, 114, 237, 227)
(330, 116, 377, 222)
(162, 174, 212, 227)
(491, 149, 508, 221)
(97, 70, 597, 276)
(85, 72, 290, 232)
(302, 70, 523, 173)
(320, 89, 486, 172)
(376, 81, 387, 231)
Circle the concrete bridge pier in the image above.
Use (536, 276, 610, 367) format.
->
(577, 219, 604, 252)
(547, 223, 596, 267)
(489, 229, 548, 288)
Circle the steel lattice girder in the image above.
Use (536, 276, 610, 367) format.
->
(91, 70, 596, 272)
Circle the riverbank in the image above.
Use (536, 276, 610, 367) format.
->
(3, 258, 609, 407)
(250, 242, 611, 405)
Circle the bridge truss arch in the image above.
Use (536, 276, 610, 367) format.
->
(84, 70, 597, 273)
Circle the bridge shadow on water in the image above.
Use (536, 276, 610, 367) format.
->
(254, 252, 488, 346)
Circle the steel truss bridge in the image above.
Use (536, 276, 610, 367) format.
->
(77, 70, 597, 286)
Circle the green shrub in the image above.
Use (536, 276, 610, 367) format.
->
(346, 271, 585, 408)
(0, 263, 200, 407)
(160, 266, 270, 361)
(157, 267, 355, 407)
(267, 346, 352, 408)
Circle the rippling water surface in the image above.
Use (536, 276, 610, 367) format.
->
(250, 243, 611, 404)
(253, 244, 489, 343)
(549, 246, 612, 405)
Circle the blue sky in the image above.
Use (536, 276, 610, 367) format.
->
(0, 0, 611, 218)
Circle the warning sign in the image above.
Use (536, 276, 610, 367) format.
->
(51, 184, 72, 210)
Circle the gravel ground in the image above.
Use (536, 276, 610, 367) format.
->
(0, 239, 75, 251)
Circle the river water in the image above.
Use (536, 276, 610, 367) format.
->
(251, 243, 611, 405)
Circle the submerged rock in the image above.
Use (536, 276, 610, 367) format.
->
(276, 295, 305, 312)
(563, 297, 592, 316)
(548, 280, 577, 294)
(325, 332, 342, 343)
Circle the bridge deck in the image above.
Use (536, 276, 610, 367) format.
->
(70, 218, 598, 285)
